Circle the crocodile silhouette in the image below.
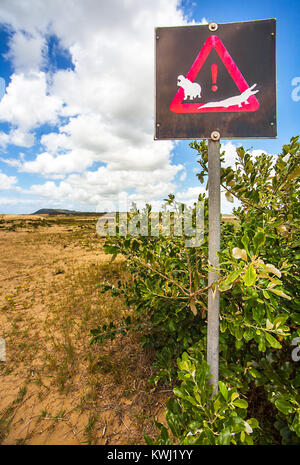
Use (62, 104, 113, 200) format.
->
(198, 84, 259, 109)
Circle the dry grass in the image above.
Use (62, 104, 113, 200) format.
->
(0, 215, 169, 445)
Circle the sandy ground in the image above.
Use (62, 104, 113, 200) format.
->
(0, 215, 169, 445)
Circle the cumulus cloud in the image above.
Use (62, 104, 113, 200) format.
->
(0, 1, 247, 215)
(221, 141, 239, 168)
(0, 128, 34, 148)
(0, 0, 193, 211)
(0, 170, 18, 189)
(0, 72, 62, 132)
(221, 141, 271, 168)
(4, 30, 46, 73)
(22, 159, 183, 210)
(176, 185, 206, 204)
(0, 196, 36, 205)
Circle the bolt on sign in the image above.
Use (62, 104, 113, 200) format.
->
(155, 19, 276, 140)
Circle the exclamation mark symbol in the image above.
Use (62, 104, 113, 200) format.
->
(211, 64, 218, 91)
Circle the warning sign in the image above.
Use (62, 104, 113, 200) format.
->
(170, 35, 260, 113)
(155, 19, 276, 139)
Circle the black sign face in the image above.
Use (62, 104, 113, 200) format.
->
(155, 19, 276, 139)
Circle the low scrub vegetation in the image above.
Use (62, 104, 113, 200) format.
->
(91, 136, 300, 444)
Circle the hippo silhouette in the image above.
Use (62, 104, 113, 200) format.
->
(177, 75, 201, 100)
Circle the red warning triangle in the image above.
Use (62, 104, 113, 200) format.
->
(170, 35, 260, 113)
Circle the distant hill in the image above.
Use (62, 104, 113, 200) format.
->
(32, 208, 77, 215)
(32, 208, 105, 216)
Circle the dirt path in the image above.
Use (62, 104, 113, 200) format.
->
(0, 216, 168, 445)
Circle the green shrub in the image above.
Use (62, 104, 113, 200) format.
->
(145, 349, 259, 445)
(90, 136, 300, 444)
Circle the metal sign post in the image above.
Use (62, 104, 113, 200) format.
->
(207, 132, 221, 394)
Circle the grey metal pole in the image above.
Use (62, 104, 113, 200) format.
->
(207, 134, 221, 395)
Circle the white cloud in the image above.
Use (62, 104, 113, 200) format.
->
(0, 170, 18, 189)
(21, 149, 94, 175)
(4, 30, 46, 73)
(0, 157, 20, 168)
(0, 72, 62, 132)
(251, 149, 268, 158)
(0, 131, 9, 147)
(176, 186, 206, 203)
(221, 141, 239, 168)
(0, 1, 246, 217)
(0, 0, 191, 211)
(23, 159, 183, 209)
(0, 196, 36, 205)
(0, 152, 25, 168)
(165, 184, 240, 214)
(0, 128, 34, 148)
(0, 1, 188, 48)
(221, 142, 272, 168)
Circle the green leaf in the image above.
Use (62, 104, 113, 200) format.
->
(214, 398, 221, 412)
(273, 315, 289, 328)
(275, 399, 294, 415)
(166, 397, 182, 416)
(231, 392, 239, 402)
(155, 422, 170, 442)
(249, 368, 261, 378)
(166, 411, 182, 437)
(253, 305, 265, 324)
(265, 332, 282, 349)
(218, 381, 228, 401)
(243, 328, 254, 341)
(253, 229, 266, 254)
(247, 418, 259, 429)
(241, 232, 250, 255)
(262, 290, 270, 299)
(219, 270, 242, 291)
(173, 387, 189, 401)
(292, 413, 300, 437)
(243, 265, 257, 286)
(226, 269, 242, 285)
(258, 338, 266, 352)
(233, 399, 248, 409)
(291, 313, 300, 325)
(268, 288, 291, 300)
(218, 427, 232, 445)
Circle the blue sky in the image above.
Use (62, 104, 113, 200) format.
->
(0, 0, 299, 214)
